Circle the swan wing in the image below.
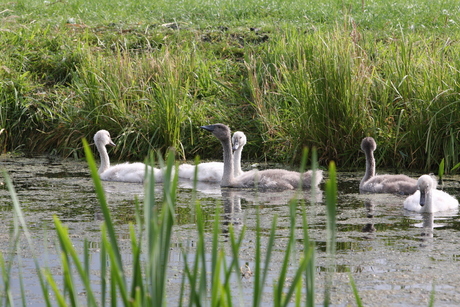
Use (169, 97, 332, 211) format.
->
(100, 162, 148, 183)
(361, 175, 417, 195)
(178, 162, 224, 182)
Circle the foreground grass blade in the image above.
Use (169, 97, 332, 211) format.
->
(348, 271, 363, 307)
(83, 138, 129, 304)
(324, 161, 337, 307)
(3, 170, 53, 307)
(83, 138, 128, 300)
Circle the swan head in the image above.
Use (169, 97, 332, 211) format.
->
(232, 131, 247, 151)
(417, 175, 434, 207)
(361, 137, 376, 153)
(201, 124, 231, 141)
(94, 130, 116, 147)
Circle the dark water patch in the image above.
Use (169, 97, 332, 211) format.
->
(36, 171, 90, 178)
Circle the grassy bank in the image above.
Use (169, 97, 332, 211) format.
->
(1, 0, 460, 170)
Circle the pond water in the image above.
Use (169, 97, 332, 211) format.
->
(1, 155, 460, 306)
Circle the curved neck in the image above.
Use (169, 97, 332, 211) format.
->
(96, 142, 110, 174)
(362, 148, 375, 183)
(233, 146, 243, 177)
(424, 190, 433, 213)
(220, 136, 235, 186)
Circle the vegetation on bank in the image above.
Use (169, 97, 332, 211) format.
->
(1, 0, 460, 171)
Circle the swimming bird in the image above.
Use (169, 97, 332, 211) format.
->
(359, 137, 417, 195)
(403, 175, 459, 213)
(200, 123, 322, 190)
(177, 131, 248, 182)
(94, 130, 163, 183)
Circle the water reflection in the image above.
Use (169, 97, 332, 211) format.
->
(362, 201, 376, 235)
(178, 180, 222, 196)
(233, 187, 323, 206)
(404, 210, 459, 247)
(221, 189, 243, 233)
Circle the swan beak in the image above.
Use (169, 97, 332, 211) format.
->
(108, 140, 116, 147)
(419, 190, 426, 207)
(232, 141, 239, 152)
(200, 125, 215, 132)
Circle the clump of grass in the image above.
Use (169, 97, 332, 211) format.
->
(3, 1, 460, 167)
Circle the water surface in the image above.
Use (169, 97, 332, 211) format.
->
(1, 155, 459, 306)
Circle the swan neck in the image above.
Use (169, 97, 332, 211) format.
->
(233, 146, 243, 176)
(424, 189, 433, 212)
(362, 147, 375, 183)
(96, 142, 110, 174)
(221, 136, 234, 186)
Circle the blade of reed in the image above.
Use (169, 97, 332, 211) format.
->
(82, 138, 128, 303)
(210, 203, 225, 306)
(305, 147, 317, 307)
(129, 224, 144, 302)
(252, 208, 277, 307)
(274, 197, 313, 307)
(3, 170, 53, 307)
(429, 282, 436, 307)
(0, 196, 22, 306)
(303, 206, 315, 307)
(324, 161, 337, 307)
(43, 268, 67, 307)
(452, 162, 460, 172)
(438, 158, 445, 184)
(61, 250, 78, 307)
(144, 150, 177, 306)
(348, 271, 363, 307)
(52, 216, 98, 306)
(0, 252, 13, 306)
(18, 256, 27, 307)
(225, 225, 245, 306)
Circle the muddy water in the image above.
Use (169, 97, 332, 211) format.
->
(1, 155, 460, 306)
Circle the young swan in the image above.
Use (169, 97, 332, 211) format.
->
(178, 131, 248, 182)
(359, 137, 417, 195)
(94, 130, 163, 183)
(200, 123, 322, 190)
(403, 175, 459, 213)
(232, 131, 247, 177)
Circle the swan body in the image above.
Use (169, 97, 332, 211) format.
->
(178, 131, 248, 182)
(200, 123, 323, 190)
(359, 137, 417, 195)
(94, 130, 163, 183)
(178, 162, 223, 182)
(403, 175, 459, 213)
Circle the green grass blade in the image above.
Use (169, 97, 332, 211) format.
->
(44, 268, 68, 307)
(82, 138, 127, 296)
(53, 216, 98, 306)
(324, 161, 338, 307)
(3, 170, 53, 307)
(348, 271, 363, 307)
(438, 158, 445, 183)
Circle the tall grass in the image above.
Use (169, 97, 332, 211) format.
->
(1, 144, 344, 306)
(1, 0, 460, 170)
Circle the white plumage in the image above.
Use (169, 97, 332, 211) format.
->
(94, 130, 163, 183)
(403, 175, 459, 213)
(178, 131, 248, 182)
